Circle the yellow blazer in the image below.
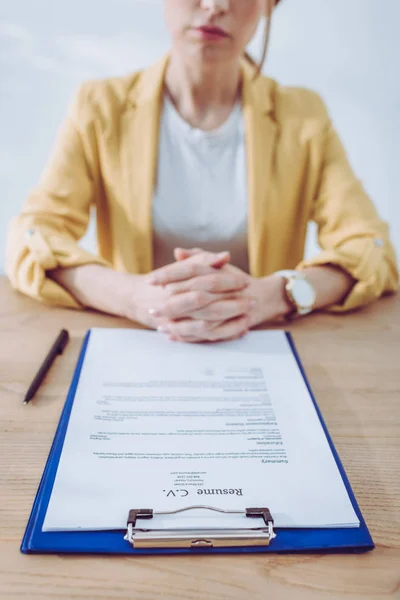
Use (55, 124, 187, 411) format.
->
(6, 55, 398, 311)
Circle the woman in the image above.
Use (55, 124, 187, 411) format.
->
(6, 0, 398, 343)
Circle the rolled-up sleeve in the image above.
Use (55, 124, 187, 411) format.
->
(297, 117, 399, 312)
(5, 83, 110, 308)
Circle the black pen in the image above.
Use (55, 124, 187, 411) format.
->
(23, 329, 70, 405)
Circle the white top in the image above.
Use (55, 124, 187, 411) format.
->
(152, 95, 249, 272)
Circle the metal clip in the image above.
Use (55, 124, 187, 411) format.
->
(124, 505, 276, 549)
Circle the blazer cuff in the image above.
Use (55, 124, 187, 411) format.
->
(296, 236, 389, 313)
(8, 227, 110, 308)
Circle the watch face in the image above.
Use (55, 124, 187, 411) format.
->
(292, 279, 316, 308)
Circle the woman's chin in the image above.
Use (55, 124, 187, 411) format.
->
(188, 45, 238, 67)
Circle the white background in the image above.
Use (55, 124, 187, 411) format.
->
(1, 0, 399, 273)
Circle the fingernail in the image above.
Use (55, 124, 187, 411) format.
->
(149, 308, 162, 317)
(146, 275, 157, 285)
(218, 251, 230, 259)
(250, 299, 257, 308)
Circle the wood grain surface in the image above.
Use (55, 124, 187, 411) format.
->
(0, 277, 399, 600)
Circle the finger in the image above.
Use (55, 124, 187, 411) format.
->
(191, 297, 254, 321)
(164, 318, 218, 342)
(174, 247, 203, 261)
(179, 329, 250, 344)
(222, 330, 249, 342)
(165, 272, 249, 296)
(154, 290, 219, 319)
(148, 251, 230, 286)
(158, 291, 253, 320)
(206, 315, 250, 341)
(168, 315, 250, 343)
(175, 248, 231, 270)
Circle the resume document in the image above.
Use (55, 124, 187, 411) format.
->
(43, 329, 359, 532)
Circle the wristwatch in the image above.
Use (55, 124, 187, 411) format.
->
(275, 270, 317, 317)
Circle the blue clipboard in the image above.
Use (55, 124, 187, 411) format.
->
(21, 330, 374, 555)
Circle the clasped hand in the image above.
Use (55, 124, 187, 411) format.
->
(128, 248, 289, 343)
(123, 248, 287, 342)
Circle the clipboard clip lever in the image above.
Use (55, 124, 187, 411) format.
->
(124, 505, 276, 549)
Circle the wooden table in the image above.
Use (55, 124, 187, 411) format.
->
(0, 276, 399, 600)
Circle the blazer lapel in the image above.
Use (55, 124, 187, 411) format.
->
(122, 56, 168, 274)
(242, 64, 279, 277)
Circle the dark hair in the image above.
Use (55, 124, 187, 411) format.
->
(244, 0, 281, 77)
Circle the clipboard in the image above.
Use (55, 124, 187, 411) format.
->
(21, 330, 374, 555)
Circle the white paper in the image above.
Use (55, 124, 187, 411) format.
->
(43, 329, 359, 532)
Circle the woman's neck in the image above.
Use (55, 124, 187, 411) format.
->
(164, 51, 242, 131)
